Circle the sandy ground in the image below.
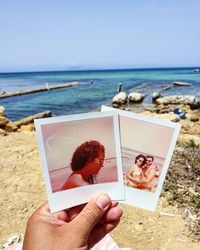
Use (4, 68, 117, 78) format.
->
(0, 131, 199, 249)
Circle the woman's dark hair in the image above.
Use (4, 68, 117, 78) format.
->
(146, 155, 154, 161)
(135, 154, 146, 165)
(71, 140, 105, 171)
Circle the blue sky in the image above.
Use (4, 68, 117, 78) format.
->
(0, 0, 200, 72)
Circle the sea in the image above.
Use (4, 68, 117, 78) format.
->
(0, 67, 199, 121)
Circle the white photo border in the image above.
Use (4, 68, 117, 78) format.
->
(101, 105, 181, 211)
(34, 110, 124, 213)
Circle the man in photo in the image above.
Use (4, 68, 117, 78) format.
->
(139, 155, 159, 192)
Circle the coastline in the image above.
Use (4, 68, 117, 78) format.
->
(0, 67, 200, 121)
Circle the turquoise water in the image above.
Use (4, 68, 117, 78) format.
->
(0, 68, 199, 121)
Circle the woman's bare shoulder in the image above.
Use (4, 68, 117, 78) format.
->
(69, 174, 88, 186)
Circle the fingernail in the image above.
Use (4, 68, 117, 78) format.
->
(96, 194, 110, 209)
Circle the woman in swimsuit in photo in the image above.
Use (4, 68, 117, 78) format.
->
(125, 154, 146, 188)
(61, 140, 105, 190)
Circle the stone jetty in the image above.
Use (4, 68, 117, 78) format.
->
(14, 111, 52, 128)
(173, 81, 192, 87)
(0, 81, 80, 99)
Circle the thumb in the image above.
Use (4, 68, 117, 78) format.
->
(71, 193, 111, 237)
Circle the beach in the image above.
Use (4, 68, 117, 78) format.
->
(0, 68, 200, 249)
(0, 103, 200, 249)
(0, 131, 199, 249)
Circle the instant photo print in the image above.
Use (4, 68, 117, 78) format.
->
(35, 111, 124, 213)
(101, 106, 181, 211)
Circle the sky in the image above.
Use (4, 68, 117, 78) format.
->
(120, 116, 174, 158)
(0, 0, 200, 72)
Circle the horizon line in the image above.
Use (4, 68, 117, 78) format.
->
(0, 65, 199, 74)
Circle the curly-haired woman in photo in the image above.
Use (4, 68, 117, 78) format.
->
(61, 140, 105, 190)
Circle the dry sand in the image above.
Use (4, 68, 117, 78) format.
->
(0, 131, 199, 249)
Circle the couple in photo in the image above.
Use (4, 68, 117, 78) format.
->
(126, 154, 160, 192)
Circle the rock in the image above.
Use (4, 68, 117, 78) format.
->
(180, 120, 192, 133)
(162, 85, 171, 90)
(148, 113, 180, 122)
(0, 106, 5, 116)
(178, 134, 200, 147)
(190, 115, 199, 122)
(20, 124, 35, 132)
(152, 92, 162, 103)
(128, 92, 146, 103)
(157, 106, 174, 114)
(4, 122, 18, 132)
(179, 119, 200, 135)
(144, 106, 156, 112)
(180, 119, 200, 135)
(0, 128, 7, 136)
(14, 111, 52, 127)
(190, 102, 200, 109)
(0, 91, 6, 96)
(0, 116, 10, 127)
(112, 92, 127, 107)
(145, 105, 172, 114)
(159, 113, 181, 122)
(173, 81, 192, 87)
(155, 95, 200, 108)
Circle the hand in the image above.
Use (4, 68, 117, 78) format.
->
(23, 193, 123, 250)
